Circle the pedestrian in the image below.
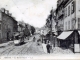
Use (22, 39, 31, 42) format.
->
(37, 39, 41, 45)
(46, 41, 51, 53)
(42, 41, 47, 53)
(33, 37, 35, 42)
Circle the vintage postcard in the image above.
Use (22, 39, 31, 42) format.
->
(0, 0, 80, 60)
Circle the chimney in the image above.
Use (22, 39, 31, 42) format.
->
(1, 8, 5, 12)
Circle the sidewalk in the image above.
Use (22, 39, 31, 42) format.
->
(0, 41, 13, 48)
(50, 47, 73, 54)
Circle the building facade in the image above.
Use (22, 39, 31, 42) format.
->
(56, 0, 80, 52)
(18, 21, 25, 32)
(0, 8, 17, 43)
(56, 0, 64, 35)
(64, 0, 75, 31)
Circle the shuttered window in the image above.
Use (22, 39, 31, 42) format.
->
(68, 21, 70, 30)
(0, 24, 1, 30)
(78, 18, 80, 29)
(68, 6, 70, 16)
(0, 33, 1, 39)
(71, 1, 75, 14)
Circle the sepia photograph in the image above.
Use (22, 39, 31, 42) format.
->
(0, 0, 80, 60)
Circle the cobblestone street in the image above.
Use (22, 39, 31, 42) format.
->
(0, 34, 45, 56)
(0, 34, 76, 56)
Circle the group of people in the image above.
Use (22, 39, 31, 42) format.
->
(32, 37, 52, 54)
(42, 40, 52, 54)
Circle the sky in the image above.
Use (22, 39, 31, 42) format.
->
(0, 0, 57, 28)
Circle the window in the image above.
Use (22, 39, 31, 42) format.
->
(0, 11, 1, 20)
(0, 33, 1, 39)
(72, 19, 75, 29)
(0, 24, 1, 30)
(68, 6, 70, 16)
(65, 22, 67, 30)
(64, 8, 65, 18)
(78, 18, 80, 29)
(65, 8, 67, 17)
(68, 21, 70, 29)
(71, 1, 75, 14)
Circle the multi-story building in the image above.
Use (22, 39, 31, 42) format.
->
(56, 0, 80, 52)
(56, 0, 64, 35)
(18, 21, 25, 32)
(0, 8, 17, 43)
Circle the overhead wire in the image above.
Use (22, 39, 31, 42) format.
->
(11, 0, 31, 21)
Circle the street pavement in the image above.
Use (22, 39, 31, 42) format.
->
(0, 34, 45, 56)
(0, 34, 76, 56)
(50, 47, 74, 54)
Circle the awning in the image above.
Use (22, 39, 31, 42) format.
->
(57, 31, 73, 40)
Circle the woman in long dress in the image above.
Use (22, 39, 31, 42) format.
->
(42, 41, 47, 53)
(46, 41, 51, 53)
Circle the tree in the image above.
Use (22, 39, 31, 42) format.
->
(23, 24, 30, 37)
(31, 26, 35, 35)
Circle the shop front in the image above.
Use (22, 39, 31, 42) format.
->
(57, 31, 74, 51)
(57, 30, 80, 53)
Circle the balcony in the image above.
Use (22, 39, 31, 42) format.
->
(57, 0, 64, 7)
(58, 9, 64, 19)
(57, 0, 69, 8)
(63, 0, 69, 5)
